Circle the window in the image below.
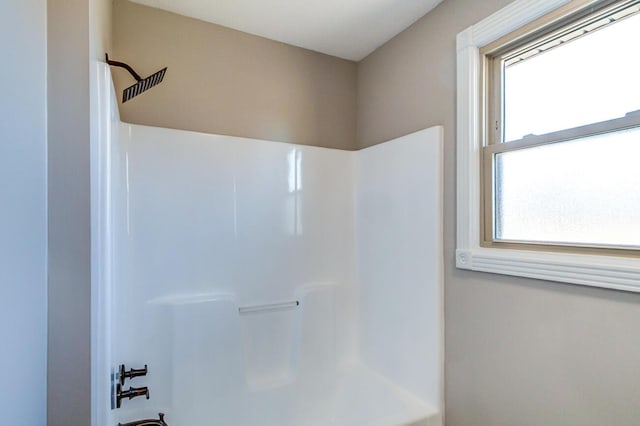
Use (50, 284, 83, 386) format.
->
(456, 0, 640, 291)
(484, 0, 640, 251)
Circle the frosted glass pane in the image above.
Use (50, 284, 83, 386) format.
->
(504, 11, 640, 142)
(495, 127, 640, 248)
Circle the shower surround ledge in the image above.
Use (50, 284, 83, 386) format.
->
(93, 63, 443, 426)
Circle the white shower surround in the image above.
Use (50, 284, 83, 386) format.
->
(92, 63, 443, 426)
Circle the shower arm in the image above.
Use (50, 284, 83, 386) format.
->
(105, 54, 143, 82)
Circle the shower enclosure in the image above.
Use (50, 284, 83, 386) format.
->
(92, 63, 443, 426)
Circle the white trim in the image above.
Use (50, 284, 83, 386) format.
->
(91, 61, 116, 426)
(457, 0, 571, 51)
(455, 248, 640, 292)
(455, 0, 640, 292)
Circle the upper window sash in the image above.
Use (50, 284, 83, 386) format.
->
(483, 0, 640, 146)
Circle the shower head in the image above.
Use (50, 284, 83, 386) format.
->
(122, 68, 167, 103)
(106, 54, 167, 103)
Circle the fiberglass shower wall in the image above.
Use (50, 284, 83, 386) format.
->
(98, 64, 442, 426)
(112, 124, 357, 422)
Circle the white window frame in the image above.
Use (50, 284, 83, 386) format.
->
(456, 0, 640, 292)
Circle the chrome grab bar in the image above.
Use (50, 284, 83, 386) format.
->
(238, 300, 299, 315)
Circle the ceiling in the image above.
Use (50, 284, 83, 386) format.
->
(129, 0, 444, 61)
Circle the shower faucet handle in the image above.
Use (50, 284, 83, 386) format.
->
(119, 364, 148, 385)
(116, 384, 150, 408)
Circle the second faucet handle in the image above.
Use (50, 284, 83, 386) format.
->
(116, 384, 150, 408)
(119, 364, 148, 386)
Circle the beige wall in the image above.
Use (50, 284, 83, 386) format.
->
(48, 0, 91, 422)
(48, 0, 112, 425)
(91, 0, 113, 61)
(357, 0, 640, 424)
(112, 0, 357, 150)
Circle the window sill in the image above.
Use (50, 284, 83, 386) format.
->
(456, 248, 640, 292)
(456, 0, 640, 292)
